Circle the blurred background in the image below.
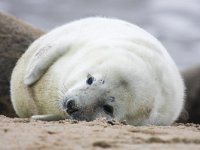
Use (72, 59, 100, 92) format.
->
(0, 0, 199, 69)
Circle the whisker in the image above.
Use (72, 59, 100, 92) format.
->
(49, 83, 69, 113)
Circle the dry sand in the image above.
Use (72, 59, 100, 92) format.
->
(1, 115, 200, 150)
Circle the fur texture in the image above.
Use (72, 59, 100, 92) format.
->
(11, 17, 185, 125)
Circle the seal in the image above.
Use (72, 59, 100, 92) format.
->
(177, 66, 200, 123)
(0, 12, 44, 117)
(10, 17, 185, 125)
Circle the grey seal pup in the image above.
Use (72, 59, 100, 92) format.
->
(11, 17, 185, 125)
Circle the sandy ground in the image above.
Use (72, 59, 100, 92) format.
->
(1, 115, 200, 150)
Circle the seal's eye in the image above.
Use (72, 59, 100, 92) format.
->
(86, 76, 94, 85)
(103, 105, 113, 115)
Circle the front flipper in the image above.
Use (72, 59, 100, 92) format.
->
(24, 38, 72, 86)
(31, 114, 65, 121)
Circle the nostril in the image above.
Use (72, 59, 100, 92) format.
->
(66, 100, 75, 109)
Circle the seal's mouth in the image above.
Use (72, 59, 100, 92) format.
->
(65, 106, 94, 122)
(69, 109, 91, 121)
(66, 107, 79, 115)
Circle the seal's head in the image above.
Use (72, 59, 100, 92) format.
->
(59, 69, 134, 123)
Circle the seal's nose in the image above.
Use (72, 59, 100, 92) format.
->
(65, 99, 79, 115)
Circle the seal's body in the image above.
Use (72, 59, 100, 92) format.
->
(11, 17, 184, 125)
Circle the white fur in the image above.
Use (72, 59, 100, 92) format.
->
(11, 17, 185, 125)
